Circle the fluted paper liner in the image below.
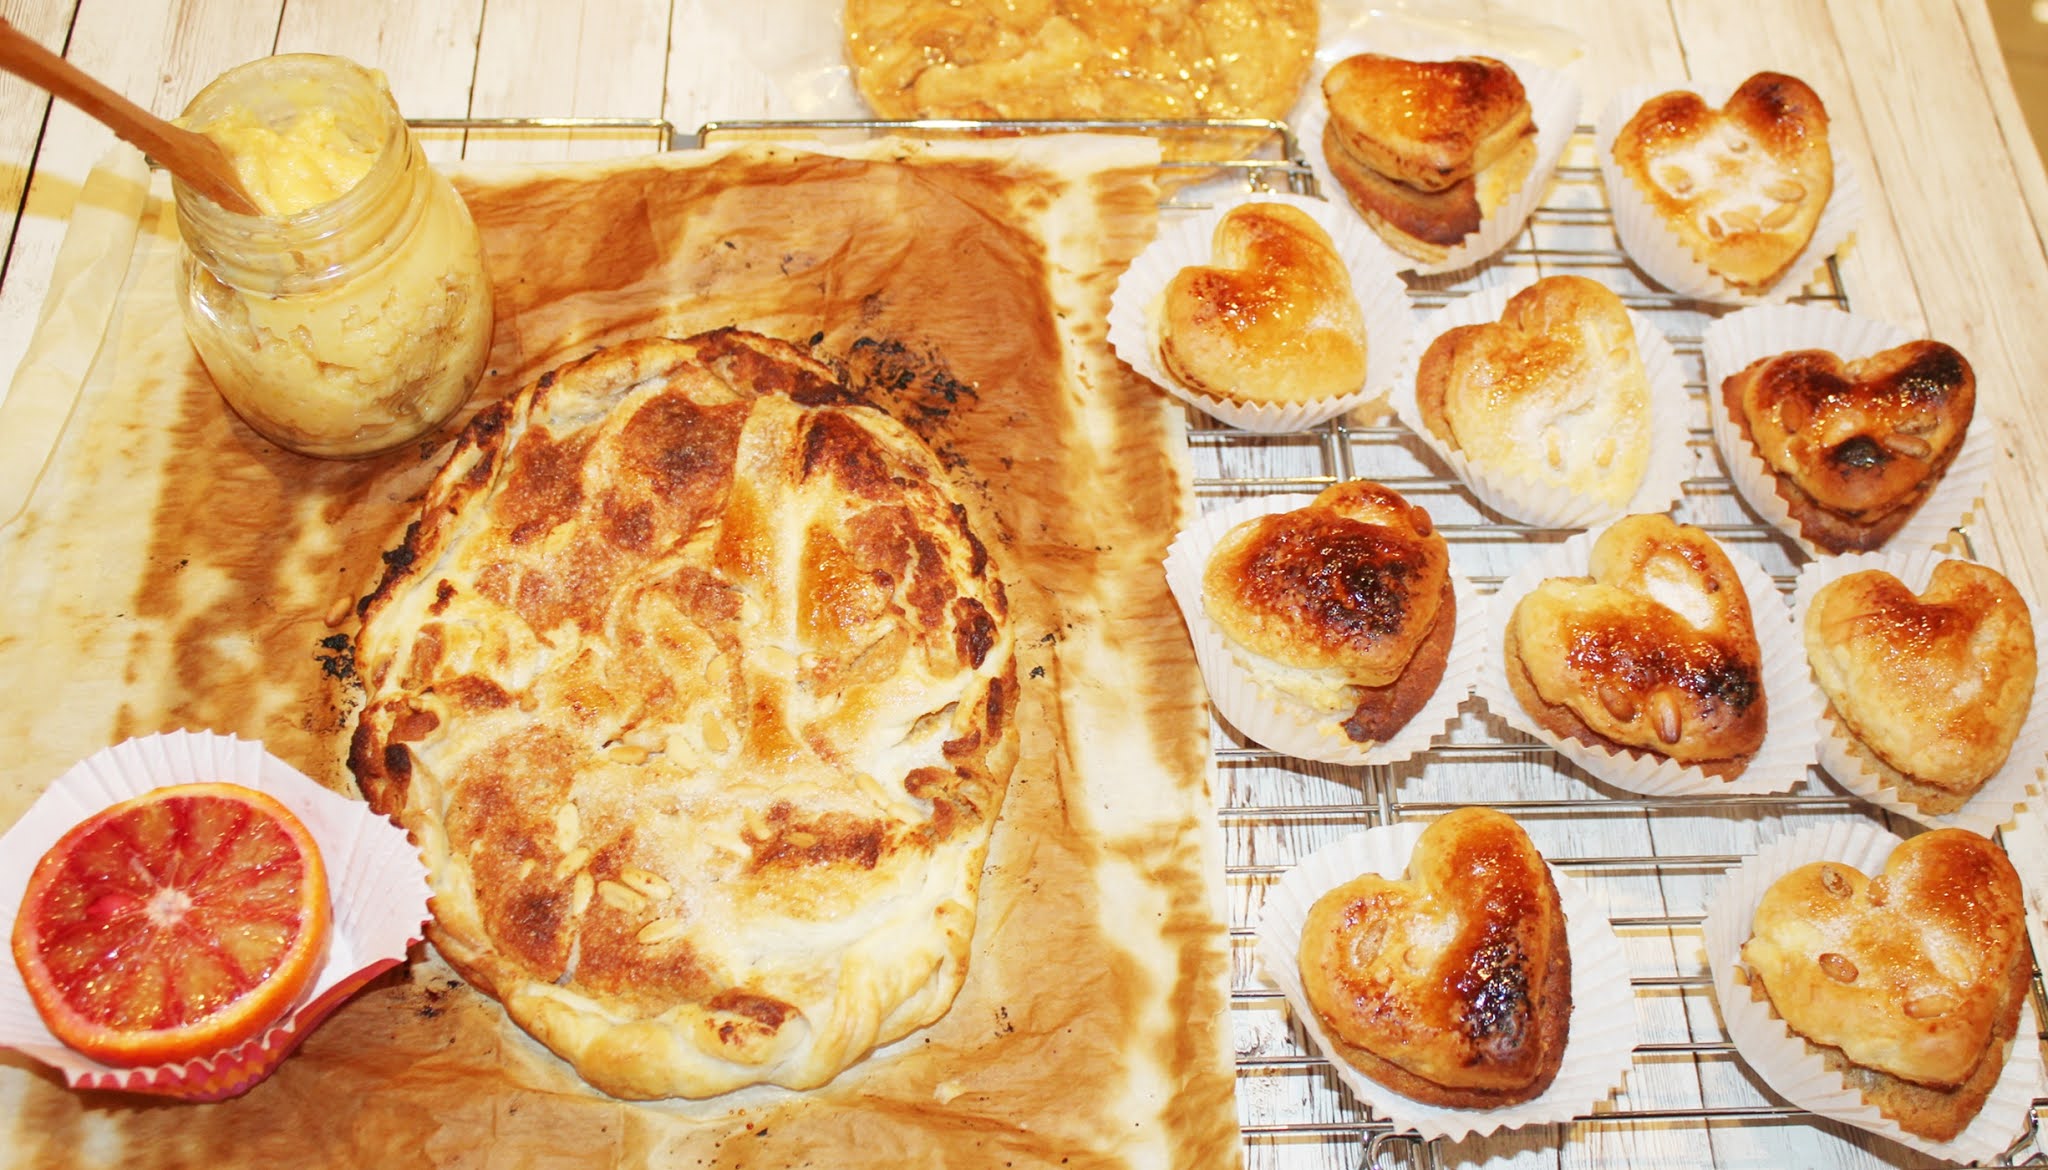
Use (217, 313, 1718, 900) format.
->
(1165, 494, 1483, 766)
(1702, 823, 2044, 1163)
(1596, 77, 1863, 306)
(1255, 820, 1634, 1141)
(1107, 192, 1412, 432)
(1477, 520, 1824, 796)
(1791, 550, 2045, 835)
(0, 730, 430, 1101)
(1291, 44, 1581, 276)
(1390, 277, 1691, 528)
(1703, 305, 1993, 558)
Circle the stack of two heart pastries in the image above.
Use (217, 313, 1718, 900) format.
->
(1320, 52, 1537, 264)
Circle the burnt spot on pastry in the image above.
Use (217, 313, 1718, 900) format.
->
(1458, 935, 1533, 1058)
(952, 597, 998, 668)
(616, 394, 747, 510)
(801, 411, 895, 499)
(743, 804, 889, 873)
(314, 633, 356, 683)
(1237, 513, 1435, 640)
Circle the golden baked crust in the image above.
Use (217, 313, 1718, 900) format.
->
(1722, 341, 1974, 554)
(1506, 514, 1767, 774)
(1156, 202, 1369, 406)
(1414, 275, 1650, 509)
(1299, 806, 1571, 1107)
(1613, 72, 1833, 290)
(349, 329, 1019, 1100)
(1202, 480, 1452, 743)
(1806, 562, 2036, 812)
(844, 0, 1317, 161)
(1741, 830, 2029, 1140)
(1319, 53, 1535, 263)
(1322, 54, 1533, 192)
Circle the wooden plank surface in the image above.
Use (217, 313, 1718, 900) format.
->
(3, 2, 2047, 1168)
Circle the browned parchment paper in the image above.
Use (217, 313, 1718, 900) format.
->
(0, 136, 1239, 1169)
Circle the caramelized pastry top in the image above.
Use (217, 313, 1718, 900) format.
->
(1726, 341, 1974, 524)
(1322, 53, 1532, 192)
(1806, 562, 2036, 791)
(1742, 829, 2028, 1088)
(1512, 514, 1767, 764)
(1613, 72, 1833, 289)
(1299, 806, 1570, 1095)
(1158, 202, 1370, 405)
(1203, 481, 1449, 696)
(1415, 275, 1650, 509)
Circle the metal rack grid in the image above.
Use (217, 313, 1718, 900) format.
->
(422, 115, 2046, 1168)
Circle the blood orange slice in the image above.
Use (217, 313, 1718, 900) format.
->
(11, 781, 331, 1067)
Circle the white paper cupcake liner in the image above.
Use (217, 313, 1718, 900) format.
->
(1254, 819, 1634, 1141)
(1164, 494, 1482, 766)
(1477, 520, 1824, 797)
(1107, 191, 1413, 432)
(1596, 78, 1865, 305)
(0, 730, 430, 1100)
(1703, 305, 1992, 558)
(1389, 277, 1691, 528)
(1702, 823, 2044, 1163)
(1791, 550, 2045, 834)
(1291, 43, 1582, 276)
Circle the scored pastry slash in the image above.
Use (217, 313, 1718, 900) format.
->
(1740, 829, 2031, 1142)
(348, 328, 1019, 1100)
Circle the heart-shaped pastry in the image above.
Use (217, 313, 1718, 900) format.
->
(1741, 829, 2029, 1141)
(1202, 480, 1453, 742)
(1298, 806, 1570, 1108)
(1506, 514, 1767, 775)
(1415, 275, 1650, 510)
(1805, 561, 2036, 813)
(1156, 202, 1369, 406)
(1724, 340, 1974, 554)
(1612, 72, 1833, 290)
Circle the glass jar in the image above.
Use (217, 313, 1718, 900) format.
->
(174, 54, 494, 459)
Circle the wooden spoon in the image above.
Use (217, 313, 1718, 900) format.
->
(0, 17, 260, 215)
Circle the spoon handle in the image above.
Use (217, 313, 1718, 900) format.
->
(0, 18, 259, 215)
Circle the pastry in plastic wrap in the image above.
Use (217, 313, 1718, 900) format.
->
(1721, 339, 1975, 553)
(1611, 72, 1833, 291)
(1740, 829, 2030, 1141)
(1804, 561, 2036, 815)
(1319, 53, 1536, 264)
(1297, 807, 1570, 1108)
(1201, 480, 1453, 744)
(1505, 514, 1768, 778)
(1156, 202, 1369, 406)
(1414, 275, 1650, 512)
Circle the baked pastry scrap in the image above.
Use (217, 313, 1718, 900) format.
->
(1722, 340, 1975, 553)
(1201, 481, 1454, 744)
(1805, 562, 2037, 815)
(843, 0, 1317, 161)
(1156, 202, 1370, 406)
(1612, 72, 1834, 291)
(1319, 53, 1537, 264)
(1740, 829, 2031, 1142)
(1506, 514, 1768, 777)
(350, 329, 1019, 1100)
(1298, 807, 1571, 1108)
(1414, 275, 1651, 511)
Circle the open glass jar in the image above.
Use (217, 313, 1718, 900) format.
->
(174, 54, 494, 459)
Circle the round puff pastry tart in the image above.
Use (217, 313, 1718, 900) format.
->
(1163, 481, 1484, 766)
(1704, 823, 2044, 1162)
(350, 329, 1019, 1100)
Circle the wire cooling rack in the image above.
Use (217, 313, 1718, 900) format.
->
(426, 115, 2045, 1169)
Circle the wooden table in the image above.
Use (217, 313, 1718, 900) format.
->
(3, 2, 2047, 1168)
